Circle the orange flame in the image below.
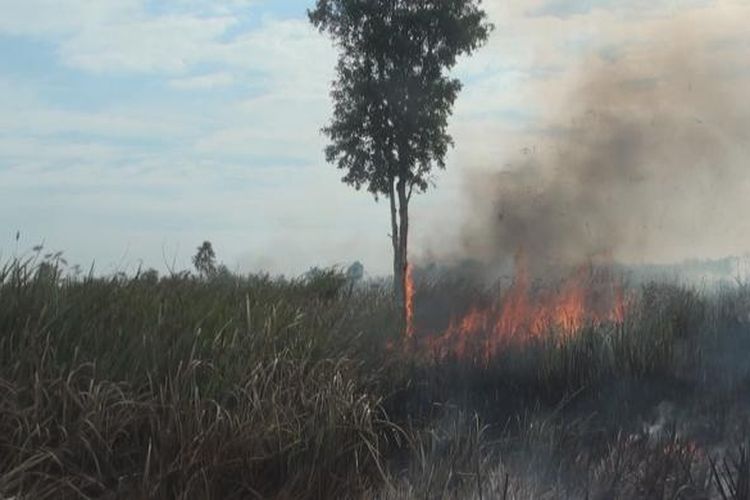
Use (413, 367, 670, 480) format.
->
(425, 250, 628, 362)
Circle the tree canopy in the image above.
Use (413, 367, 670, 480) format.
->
(309, 0, 492, 198)
(192, 241, 217, 278)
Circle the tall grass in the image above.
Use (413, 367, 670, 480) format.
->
(2, 255, 750, 498)
(0, 257, 404, 499)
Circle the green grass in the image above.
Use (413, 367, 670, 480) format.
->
(2, 256, 750, 498)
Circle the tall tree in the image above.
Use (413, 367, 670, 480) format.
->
(192, 241, 217, 278)
(309, 0, 492, 312)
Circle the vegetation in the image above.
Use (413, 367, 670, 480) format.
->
(2, 252, 750, 498)
(192, 241, 217, 278)
(309, 0, 493, 307)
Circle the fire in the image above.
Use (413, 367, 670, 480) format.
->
(405, 263, 415, 339)
(424, 251, 628, 362)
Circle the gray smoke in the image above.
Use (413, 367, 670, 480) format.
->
(459, 28, 750, 276)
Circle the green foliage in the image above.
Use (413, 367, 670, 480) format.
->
(301, 266, 349, 300)
(309, 0, 493, 196)
(192, 241, 217, 278)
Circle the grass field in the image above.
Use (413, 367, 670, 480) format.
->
(2, 254, 750, 499)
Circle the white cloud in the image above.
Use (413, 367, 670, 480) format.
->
(0, 104, 190, 140)
(0, 0, 141, 36)
(168, 72, 235, 90)
(0, 0, 334, 80)
(59, 15, 236, 74)
(210, 18, 336, 82)
(194, 89, 332, 159)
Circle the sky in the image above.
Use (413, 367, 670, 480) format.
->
(0, 0, 748, 277)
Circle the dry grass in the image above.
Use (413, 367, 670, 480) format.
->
(2, 255, 750, 498)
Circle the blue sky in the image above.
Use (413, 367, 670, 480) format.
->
(0, 0, 748, 276)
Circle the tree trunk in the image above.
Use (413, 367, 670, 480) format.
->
(397, 177, 409, 303)
(389, 178, 403, 305)
(396, 177, 410, 331)
(389, 175, 411, 337)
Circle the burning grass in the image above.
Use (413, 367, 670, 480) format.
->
(2, 255, 750, 498)
(417, 252, 630, 363)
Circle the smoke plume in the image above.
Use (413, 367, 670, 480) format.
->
(459, 24, 750, 276)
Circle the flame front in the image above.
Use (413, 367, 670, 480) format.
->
(426, 251, 628, 362)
